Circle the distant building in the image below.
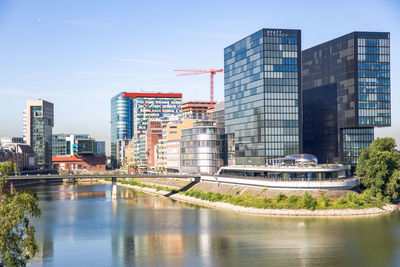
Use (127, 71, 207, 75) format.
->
(181, 120, 224, 174)
(182, 101, 214, 120)
(23, 99, 54, 169)
(155, 119, 196, 173)
(0, 137, 24, 146)
(302, 32, 390, 166)
(146, 121, 162, 169)
(52, 134, 99, 156)
(96, 141, 106, 156)
(52, 155, 106, 171)
(111, 92, 182, 168)
(224, 29, 302, 165)
(0, 143, 36, 172)
(52, 134, 90, 156)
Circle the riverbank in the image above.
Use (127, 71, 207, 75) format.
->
(102, 179, 399, 217)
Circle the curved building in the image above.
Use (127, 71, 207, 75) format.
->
(181, 120, 224, 174)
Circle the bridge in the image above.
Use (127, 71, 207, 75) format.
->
(6, 173, 200, 199)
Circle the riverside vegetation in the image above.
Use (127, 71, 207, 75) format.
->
(113, 178, 383, 211)
(111, 138, 400, 213)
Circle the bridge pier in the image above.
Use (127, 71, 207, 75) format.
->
(111, 177, 117, 199)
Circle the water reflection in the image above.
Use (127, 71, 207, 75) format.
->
(28, 184, 400, 266)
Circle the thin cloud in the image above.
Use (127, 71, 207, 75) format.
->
(63, 20, 104, 27)
(75, 71, 171, 79)
(0, 88, 79, 99)
(109, 57, 174, 66)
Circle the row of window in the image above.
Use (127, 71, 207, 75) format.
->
(264, 44, 298, 51)
(357, 38, 389, 47)
(357, 46, 390, 55)
(358, 71, 389, 78)
(358, 109, 390, 117)
(358, 54, 390, 63)
(358, 94, 390, 101)
(358, 102, 390, 109)
(359, 117, 390, 125)
(358, 86, 390, 94)
(358, 78, 390, 86)
(358, 63, 390, 71)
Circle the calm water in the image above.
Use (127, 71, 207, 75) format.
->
(28, 184, 400, 267)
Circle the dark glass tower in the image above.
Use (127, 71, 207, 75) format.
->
(224, 29, 302, 165)
(302, 32, 390, 166)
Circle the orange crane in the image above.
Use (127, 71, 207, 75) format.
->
(174, 69, 223, 103)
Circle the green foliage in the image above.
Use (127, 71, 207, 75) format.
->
(356, 137, 400, 201)
(0, 161, 14, 192)
(0, 161, 41, 266)
(275, 193, 287, 203)
(117, 178, 178, 193)
(180, 189, 379, 210)
(318, 195, 330, 209)
(302, 192, 317, 210)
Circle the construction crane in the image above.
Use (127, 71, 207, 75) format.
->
(174, 69, 223, 103)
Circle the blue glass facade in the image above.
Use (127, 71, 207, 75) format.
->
(111, 93, 132, 167)
(110, 92, 182, 168)
(303, 32, 391, 167)
(224, 29, 302, 165)
(357, 32, 391, 126)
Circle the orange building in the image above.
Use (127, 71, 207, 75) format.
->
(52, 155, 106, 171)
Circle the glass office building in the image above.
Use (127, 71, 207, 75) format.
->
(224, 28, 302, 165)
(23, 99, 54, 169)
(110, 92, 182, 168)
(303, 32, 390, 166)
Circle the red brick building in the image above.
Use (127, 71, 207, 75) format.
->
(52, 155, 106, 171)
(146, 121, 162, 168)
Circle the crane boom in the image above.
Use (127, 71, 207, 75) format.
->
(174, 69, 223, 103)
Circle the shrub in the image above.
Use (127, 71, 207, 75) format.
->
(287, 195, 300, 208)
(302, 192, 317, 210)
(275, 193, 287, 203)
(338, 197, 347, 205)
(319, 195, 330, 209)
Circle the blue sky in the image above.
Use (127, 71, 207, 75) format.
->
(0, 0, 399, 153)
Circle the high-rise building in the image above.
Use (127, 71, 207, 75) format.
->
(224, 29, 302, 165)
(302, 32, 390, 166)
(110, 92, 182, 168)
(23, 99, 54, 169)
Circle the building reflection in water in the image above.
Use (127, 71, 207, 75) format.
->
(28, 184, 400, 266)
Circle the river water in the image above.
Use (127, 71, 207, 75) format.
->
(28, 183, 400, 267)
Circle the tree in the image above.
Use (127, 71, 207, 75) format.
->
(0, 161, 41, 266)
(356, 137, 400, 201)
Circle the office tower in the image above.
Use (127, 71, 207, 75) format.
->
(23, 99, 54, 169)
(224, 29, 302, 165)
(110, 92, 182, 168)
(302, 32, 390, 166)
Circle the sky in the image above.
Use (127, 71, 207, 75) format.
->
(0, 0, 399, 155)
